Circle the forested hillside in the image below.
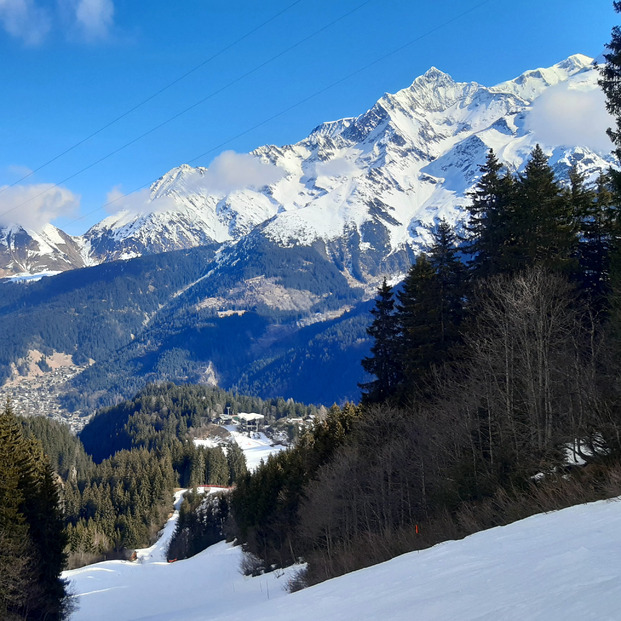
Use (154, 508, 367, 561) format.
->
(78, 382, 320, 462)
(0, 237, 370, 414)
(5, 382, 324, 575)
(228, 129, 621, 585)
(0, 245, 218, 383)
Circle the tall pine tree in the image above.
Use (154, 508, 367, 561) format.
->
(464, 149, 516, 279)
(0, 402, 70, 620)
(395, 250, 453, 402)
(574, 171, 617, 309)
(428, 219, 465, 348)
(600, 0, 621, 192)
(512, 145, 578, 273)
(360, 278, 401, 404)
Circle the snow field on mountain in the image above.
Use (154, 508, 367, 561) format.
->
(64, 493, 621, 620)
(1, 54, 613, 279)
(193, 424, 287, 472)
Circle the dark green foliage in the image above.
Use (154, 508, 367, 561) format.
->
(166, 491, 230, 561)
(360, 279, 400, 404)
(464, 149, 516, 278)
(79, 382, 318, 462)
(394, 222, 464, 401)
(465, 146, 586, 280)
(227, 441, 247, 482)
(396, 253, 441, 395)
(599, 3, 621, 376)
(600, 0, 621, 190)
(234, 306, 372, 406)
(0, 245, 218, 385)
(0, 403, 70, 620)
(360, 221, 465, 405)
(573, 172, 617, 309)
(64, 448, 176, 556)
(512, 145, 578, 273)
(230, 403, 361, 568)
(20, 416, 93, 481)
(427, 219, 465, 347)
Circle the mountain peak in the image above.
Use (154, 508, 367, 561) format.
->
(422, 66, 452, 81)
(0, 55, 611, 280)
(491, 54, 595, 101)
(556, 53, 595, 71)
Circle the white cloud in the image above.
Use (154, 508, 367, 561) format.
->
(0, 184, 80, 230)
(199, 151, 287, 194)
(0, 0, 114, 44)
(105, 187, 177, 216)
(525, 82, 615, 153)
(105, 153, 287, 218)
(0, 0, 50, 45)
(6, 164, 34, 180)
(72, 0, 113, 41)
(315, 157, 358, 178)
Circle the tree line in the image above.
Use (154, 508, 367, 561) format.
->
(228, 141, 621, 586)
(228, 23, 621, 582)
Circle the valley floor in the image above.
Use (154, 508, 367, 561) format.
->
(64, 492, 621, 620)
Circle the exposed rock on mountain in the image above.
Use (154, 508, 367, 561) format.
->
(1, 54, 612, 280)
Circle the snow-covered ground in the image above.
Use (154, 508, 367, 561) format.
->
(64, 496, 621, 620)
(63, 489, 299, 621)
(194, 424, 287, 471)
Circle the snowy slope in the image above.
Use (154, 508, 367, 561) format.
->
(194, 424, 287, 471)
(64, 490, 300, 621)
(65, 496, 621, 621)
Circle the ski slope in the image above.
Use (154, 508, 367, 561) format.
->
(63, 489, 299, 621)
(64, 495, 621, 620)
(193, 424, 287, 471)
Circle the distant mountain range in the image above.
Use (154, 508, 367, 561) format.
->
(0, 54, 615, 413)
(1, 53, 612, 282)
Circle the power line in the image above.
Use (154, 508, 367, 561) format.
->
(77, 0, 494, 226)
(0, 0, 306, 193)
(6, 0, 493, 230)
(0, 0, 376, 223)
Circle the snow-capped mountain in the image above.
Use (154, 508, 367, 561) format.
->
(0, 223, 90, 279)
(0, 54, 613, 279)
(83, 53, 615, 279)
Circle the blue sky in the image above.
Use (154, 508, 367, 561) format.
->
(0, 0, 616, 235)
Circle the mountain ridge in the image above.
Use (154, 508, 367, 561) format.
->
(1, 53, 611, 280)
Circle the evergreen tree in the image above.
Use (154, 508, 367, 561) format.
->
(360, 279, 400, 404)
(575, 172, 616, 308)
(395, 254, 440, 400)
(227, 442, 247, 483)
(393, 223, 465, 402)
(600, 1, 621, 191)
(0, 402, 70, 620)
(427, 219, 465, 347)
(513, 145, 577, 273)
(464, 149, 516, 278)
(0, 406, 31, 618)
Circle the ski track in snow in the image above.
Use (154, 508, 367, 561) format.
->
(64, 494, 621, 620)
